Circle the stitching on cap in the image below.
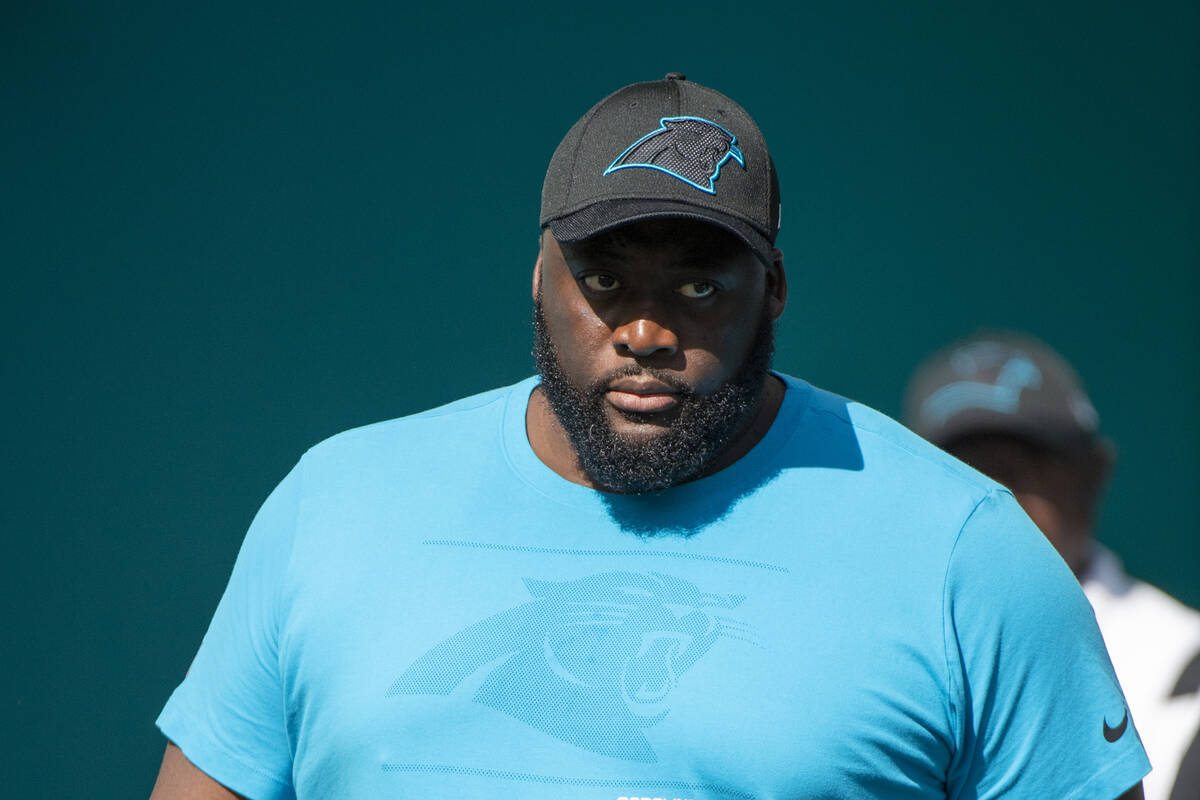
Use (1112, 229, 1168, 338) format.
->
(566, 102, 607, 210)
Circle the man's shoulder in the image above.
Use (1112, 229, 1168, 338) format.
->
(780, 374, 1002, 499)
(299, 377, 535, 465)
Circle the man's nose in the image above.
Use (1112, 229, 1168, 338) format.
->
(612, 317, 679, 357)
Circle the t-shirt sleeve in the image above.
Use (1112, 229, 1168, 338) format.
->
(943, 489, 1150, 800)
(156, 462, 302, 800)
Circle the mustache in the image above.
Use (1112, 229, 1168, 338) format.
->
(584, 365, 697, 398)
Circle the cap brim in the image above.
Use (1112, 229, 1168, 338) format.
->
(546, 199, 775, 267)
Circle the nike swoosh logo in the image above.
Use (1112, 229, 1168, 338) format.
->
(1103, 710, 1129, 742)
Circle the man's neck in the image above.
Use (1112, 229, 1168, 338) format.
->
(703, 372, 786, 476)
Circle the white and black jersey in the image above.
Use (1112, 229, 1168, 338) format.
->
(1084, 546, 1200, 800)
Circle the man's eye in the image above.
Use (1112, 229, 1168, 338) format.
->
(678, 281, 716, 299)
(582, 274, 620, 292)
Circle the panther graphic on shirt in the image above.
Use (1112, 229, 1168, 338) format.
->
(387, 571, 754, 762)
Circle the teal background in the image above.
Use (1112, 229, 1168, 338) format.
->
(3, 1, 1196, 796)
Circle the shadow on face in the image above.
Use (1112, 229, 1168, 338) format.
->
(563, 218, 755, 269)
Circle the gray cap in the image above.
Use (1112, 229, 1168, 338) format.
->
(540, 73, 780, 265)
(904, 331, 1101, 452)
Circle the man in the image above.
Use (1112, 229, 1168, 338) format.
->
(905, 331, 1200, 800)
(151, 75, 1148, 799)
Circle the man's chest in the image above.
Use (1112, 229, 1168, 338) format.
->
(275, 527, 956, 799)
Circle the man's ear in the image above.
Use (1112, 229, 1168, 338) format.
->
(532, 234, 544, 302)
(1086, 436, 1117, 494)
(532, 250, 547, 299)
(766, 247, 787, 320)
(1077, 436, 1116, 527)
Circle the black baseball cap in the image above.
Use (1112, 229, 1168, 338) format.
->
(904, 331, 1102, 452)
(540, 73, 780, 266)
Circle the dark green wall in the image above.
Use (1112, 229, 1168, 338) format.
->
(3, 2, 1196, 796)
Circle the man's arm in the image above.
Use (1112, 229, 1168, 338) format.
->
(148, 743, 244, 800)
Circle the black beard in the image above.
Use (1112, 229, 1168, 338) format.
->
(531, 298, 775, 494)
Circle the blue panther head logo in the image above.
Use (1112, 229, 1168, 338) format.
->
(387, 571, 754, 762)
(604, 116, 745, 194)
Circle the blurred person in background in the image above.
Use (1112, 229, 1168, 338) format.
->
(905, 331, 1200, 800)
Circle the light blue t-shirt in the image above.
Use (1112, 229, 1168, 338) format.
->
(158, 375, 1150, 799)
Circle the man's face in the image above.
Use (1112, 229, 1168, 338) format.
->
(533, 218, 783, 493)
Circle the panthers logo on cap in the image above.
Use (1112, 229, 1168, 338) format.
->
(387, 571, 754, 762)
(604, 116, 745, 194)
